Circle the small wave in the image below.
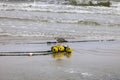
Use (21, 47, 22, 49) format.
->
(65, 68, 92, 77)
(111, 1, 120, 7)
(0, 16, 49, 22)
(56, 19, 101, 26)
(1, 16, 120, 27)
(0, 16, 101, 26)
(78, 20, 100, 25)
(0, 32, 13, 37)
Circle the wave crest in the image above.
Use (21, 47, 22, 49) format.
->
(1, 16, 120, 27)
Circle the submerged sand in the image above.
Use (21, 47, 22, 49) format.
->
(0, 40, 120, 80)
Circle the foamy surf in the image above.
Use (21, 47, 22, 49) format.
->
(0, 2, 120, 15)
(0, 0, 120, 40)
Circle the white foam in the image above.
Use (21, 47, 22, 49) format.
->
(81, 72, 92, 77)
(65, 68, 92, 77)
(1, 2, 120, 15)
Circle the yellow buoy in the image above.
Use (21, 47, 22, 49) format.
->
(58, 45, 65, 52)
(51, 46, 58, 53)
(51, 44, 72, 58)
(66, 47, 72, 53)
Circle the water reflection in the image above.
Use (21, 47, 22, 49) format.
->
(52, 52, 72, 58)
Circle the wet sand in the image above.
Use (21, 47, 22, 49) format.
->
(0, 40, 120, 80)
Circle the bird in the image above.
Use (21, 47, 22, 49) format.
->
(55, 37, 68, 43)
(47, 37, 68, 44)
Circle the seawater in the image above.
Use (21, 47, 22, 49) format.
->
(0, 0, 120, 40)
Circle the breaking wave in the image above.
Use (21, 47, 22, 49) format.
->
(0, 1, 120, 15)
(0, 0, 120, 39)
(1, 16, 120, 26)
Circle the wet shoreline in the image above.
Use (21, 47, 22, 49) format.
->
(0, 40, 120, 80)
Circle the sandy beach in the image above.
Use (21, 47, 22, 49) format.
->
(0, 40, 120, 80)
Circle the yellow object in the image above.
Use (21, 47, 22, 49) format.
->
(66, 47, 72, 53)
(51, 46, 58, 53)
(51, 44, 65, 53)
(51, 44, 72, 59)
(58, 45, 65, 52)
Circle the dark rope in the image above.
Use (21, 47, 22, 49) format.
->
(0, 50, 52, 56)
(17, 39, 115, 44)
(0, 39, 115, 56)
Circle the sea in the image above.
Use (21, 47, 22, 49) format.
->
(0, 0, 120, 41)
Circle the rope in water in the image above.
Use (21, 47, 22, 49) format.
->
(16, 39, 115, 44)
(0, 50, 52, 56)
(0, 39, 115, 56)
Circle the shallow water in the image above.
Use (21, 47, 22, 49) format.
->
(0, 41, 120, 80)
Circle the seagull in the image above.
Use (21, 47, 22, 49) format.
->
(55, 37, 68, 43)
